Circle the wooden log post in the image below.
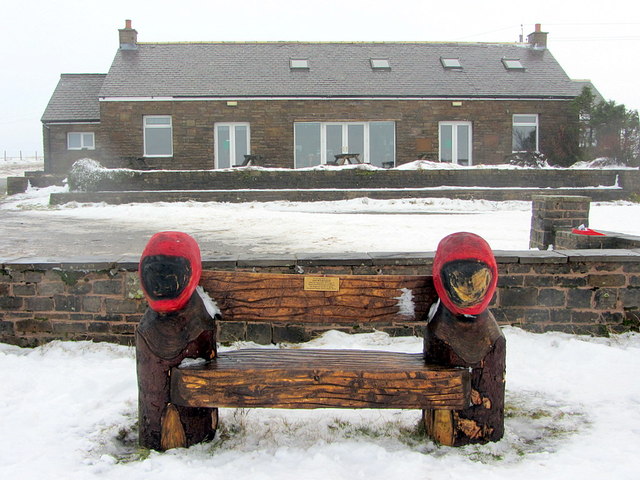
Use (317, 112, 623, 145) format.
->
(136, 232, 218, 450)
(423, 232, 506, 446)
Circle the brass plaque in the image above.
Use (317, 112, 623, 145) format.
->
(304, 276, 340, 292)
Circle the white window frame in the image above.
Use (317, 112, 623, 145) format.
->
(294, 121, 395, 168)
(67, 132, 95, 150)
(143, 115, 173, 157)
(512, 114, 539, 152)
(439, 121, 473, 165)
(214, 122, 251, 168)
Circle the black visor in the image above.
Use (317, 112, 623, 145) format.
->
(440, 259, 493, 309)
(140, 255, 192, 301)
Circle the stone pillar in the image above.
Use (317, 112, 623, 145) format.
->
(530, 195, 591, 250)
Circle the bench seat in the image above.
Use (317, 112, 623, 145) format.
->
(171, 348, 470, 410)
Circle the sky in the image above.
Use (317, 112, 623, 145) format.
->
(2, 0, 640, 158)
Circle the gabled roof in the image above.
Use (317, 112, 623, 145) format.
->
(99, 42, 579, 99)
(572, 80, 605, 104)
(41, 74, 106, 123)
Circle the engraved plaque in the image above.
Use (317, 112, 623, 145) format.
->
(304, 276, 340, 292)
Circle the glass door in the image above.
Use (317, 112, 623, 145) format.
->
(439, 122, 472, 165)
(215, 123, 250, 168)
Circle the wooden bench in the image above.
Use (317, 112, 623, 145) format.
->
(172, 348, 469, 410)
(135, 232, 505, 452)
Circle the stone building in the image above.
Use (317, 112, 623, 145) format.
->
(41, 21, 590, 174)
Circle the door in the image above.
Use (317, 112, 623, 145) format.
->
(324, 123, 366, 163)
(439, 122, 472, 165)
(215, 123, 250, 168)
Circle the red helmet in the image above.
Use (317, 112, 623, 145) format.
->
(432, 232, 497, 316)
(139, 231, 202, 313)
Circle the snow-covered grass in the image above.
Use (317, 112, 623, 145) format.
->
(1, 328, 639, 479)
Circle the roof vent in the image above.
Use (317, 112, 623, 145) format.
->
(370, 58, 391, 70)
(119, 19, 138, 50)
(290, 58, 309, 70)
(441, 57, 462, 69)
(502, 58, 524, 70)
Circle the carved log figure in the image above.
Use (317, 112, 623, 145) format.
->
(423, 232, 506, 446)
(136, 232, 218, 450)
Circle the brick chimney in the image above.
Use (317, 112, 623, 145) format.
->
(527, 23, 548, 50)
(119, 19, 138, 50)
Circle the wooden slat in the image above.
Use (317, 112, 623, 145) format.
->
(200, 271, 436, 324)
(171, 349, 469, 410)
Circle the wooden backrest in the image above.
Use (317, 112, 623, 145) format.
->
(200, 271, 436, 325)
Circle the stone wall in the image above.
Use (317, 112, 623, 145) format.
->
(68, 164, 630, 192)
(92, 98, 575, 170)
(555, 231, 640, 249)
(43, 123, 102, 174)
(1, 251, 639, 347)
(529, 195, 591, 250)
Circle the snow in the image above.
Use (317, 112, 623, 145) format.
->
(1, 328, 639, 479)
(3, 185, 640, 254)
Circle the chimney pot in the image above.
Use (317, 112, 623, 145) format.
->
(535, 23, 541, 32)
(125, 19, 132, 29)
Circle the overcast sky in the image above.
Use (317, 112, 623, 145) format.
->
(2, 0, 640, 157)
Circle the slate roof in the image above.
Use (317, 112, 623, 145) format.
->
(99, 42, 580, 99)
(41, 74, 106, 123)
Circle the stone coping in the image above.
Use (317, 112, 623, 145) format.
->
(2, 249, 639, 272)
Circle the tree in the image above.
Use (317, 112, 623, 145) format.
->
(573, 87, 640, 166)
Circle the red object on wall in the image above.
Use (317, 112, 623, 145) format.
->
(571, 228, 605, 236)
(139, 231, 202, 312)
(433, 232, 498, 316)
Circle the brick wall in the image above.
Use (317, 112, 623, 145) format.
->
(1, 251, 639, 347)
(94, 98, 576, 170)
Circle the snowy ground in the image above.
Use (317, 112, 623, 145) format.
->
(1, 328, 639, 479)
(2, 158, 639, 257)
(2, 184, 640, 257)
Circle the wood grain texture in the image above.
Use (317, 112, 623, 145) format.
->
(423, 307, 506, 446)
(200, 271, 436, 324)
(171, 349, 469, 410)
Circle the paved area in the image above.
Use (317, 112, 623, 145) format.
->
(0, 207, 246, 260)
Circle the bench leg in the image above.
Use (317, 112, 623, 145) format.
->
(423, 307, 506, 446)
(423, 409, 455, 446)
(136, 292, 217, 451)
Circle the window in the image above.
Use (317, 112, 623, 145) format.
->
(370, 58, 390, 69)
(215, 123, 250, 168)
(67, 132, 95, 150)
(294, 121, 395, 168)
(441, 57, 462, 69)
(290, 58, 309, 69)
(502, 58, 524, 70)
(512, 114, 539, 152)
(439, 122, 472, 165)
(144, 116, 173, 157)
